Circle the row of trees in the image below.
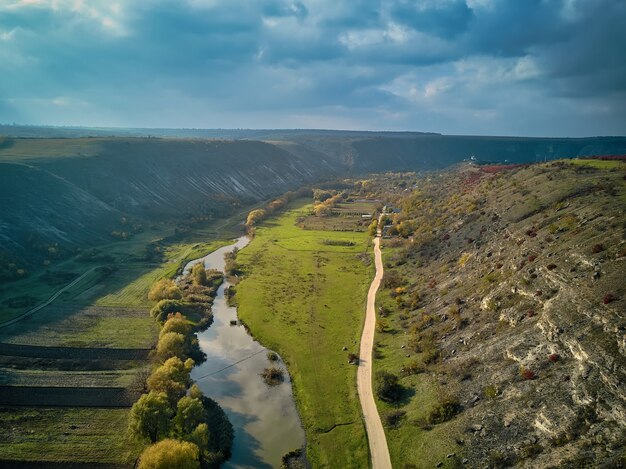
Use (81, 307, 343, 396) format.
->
(245, 187, 312, 231)
(313, 191, 345, 217)
(131, 266, 233, 468)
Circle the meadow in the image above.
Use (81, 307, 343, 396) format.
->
(236, 199, 374, 468)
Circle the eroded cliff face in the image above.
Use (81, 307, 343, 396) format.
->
(0, 138, 341, 263)
(371, 162, 625, 467)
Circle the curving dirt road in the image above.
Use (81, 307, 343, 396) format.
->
(357, 236, 393, 469)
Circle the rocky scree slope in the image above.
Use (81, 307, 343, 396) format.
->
(373, 161, 626, 468)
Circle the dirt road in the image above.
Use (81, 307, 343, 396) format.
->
(357, 236, 392, 469)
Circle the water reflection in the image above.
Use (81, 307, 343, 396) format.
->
(187, 237, 305, 468)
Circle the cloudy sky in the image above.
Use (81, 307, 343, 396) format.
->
(1, 0, 625, 136)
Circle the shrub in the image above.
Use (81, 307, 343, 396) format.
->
(484, 385, 498, 399)
(427, 398, 460, 424)
(267, 351, 279, 362)
(157, 332, 187, 361)
(383, 410, 406, 428)
(160, 313, 193, 338)
(347, 353, 359, 365)
(520, 366, 536, 380)
(261, 367, 284, 385)
(138, 439, 200, 469)
(151, 300, 210, 324)
(548, 354, 560, 363)
(401, 360, 424, 376)
(375, 371, 402, 403)
(591, 243, 605, 254)
(148, 279, 182, 302)
(191, 264, 207, 286)
(603, 293, 616, 304)
(382, 270, 403, 289)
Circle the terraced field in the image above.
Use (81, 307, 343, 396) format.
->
(0, 210, 250, 466)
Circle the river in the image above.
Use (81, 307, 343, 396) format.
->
(183, 236, 305, 468)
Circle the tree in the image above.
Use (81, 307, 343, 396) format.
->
(246, 209, 266, 227)
(138, 439, 200, 469)
(174, 396, 206, 436)
(157, 332, 187, 360)
(160, 313, 192, 338)
(375, 371, 403, 403)
(128, 391, 173, 443)
(368, 219, 378, 236)
(191, 264, 207, 286)
(314, 203, 332, 217)
(147, 357, 194, 402)
(151, 300, 209, 323)
(148, 279, 182, 302)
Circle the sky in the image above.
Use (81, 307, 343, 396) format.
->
(1, 0, 625, 136)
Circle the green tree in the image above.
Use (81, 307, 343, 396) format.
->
(191, 263, 207, 286)
(138, 439, 200, 469)
(128, 391, 173, 443)
(157, 332, 187, 361)
(375, 371, 403, 403)
(368, 219, 378, 236)
(174, 396, 206, 436)
(147, 357, 194, 402)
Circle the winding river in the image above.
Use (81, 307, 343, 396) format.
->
(183, 236, 305, 468)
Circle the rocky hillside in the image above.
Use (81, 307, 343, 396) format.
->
(1, 131, 625, 277)
(0, 137, 339, 271)
(366, 160, 625, 468)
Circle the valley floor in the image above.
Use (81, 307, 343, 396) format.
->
(235, 199, 375, 468)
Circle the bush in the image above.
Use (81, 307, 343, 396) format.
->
(520, 366, 536, 380)
(603, 293, 616, 304)
(267, 351, 279, 362)
(383, 410, 406, 428)
(375, 371, 402, 403)
(401, 360, 424, 376)
(427, 398, 460, 424)
(591, 243, 605, 254)
(151, 300, 210, 324)
(157, 332, 187, 361)
(160, 313, 193, 338)
(261, 367, 284, 385)
(138, 439, 200, 469)
(191, 264, 207, 286)
(483, 385, 498, 399)
(148, 279, 182, 302)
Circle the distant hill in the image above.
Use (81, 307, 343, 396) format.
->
(0, 129, 625, 273)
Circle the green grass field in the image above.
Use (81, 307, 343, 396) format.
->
(567, 158, 626, 170)
(0, 407, 142, 464)
(236, 199, 374, 468)
(372, 253, 463, 467)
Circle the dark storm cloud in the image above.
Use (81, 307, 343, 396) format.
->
(0, 0, 624, 135)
